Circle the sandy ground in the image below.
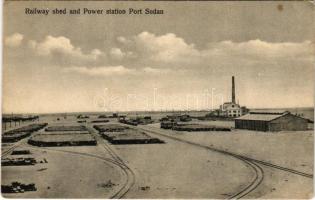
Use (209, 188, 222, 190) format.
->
(142, 122, 313, 198)
(1, 117, 127, 198)
(112, 137, 255, 199)
(85, 121, 260, 199)
(2, 114, 313, 199)
(247, 166, 313, 199)
(147, 121, 313, 174)
(2, 142, 123, 198)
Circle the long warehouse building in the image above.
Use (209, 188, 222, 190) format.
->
(235, 111, 308, 132)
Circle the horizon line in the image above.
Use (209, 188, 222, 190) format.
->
(2, 106, 314, 115)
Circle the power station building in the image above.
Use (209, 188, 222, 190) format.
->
(235, 111, 309, 131)
(219, 76, 248, 117)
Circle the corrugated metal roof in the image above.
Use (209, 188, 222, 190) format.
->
(236, 112, 288, 121)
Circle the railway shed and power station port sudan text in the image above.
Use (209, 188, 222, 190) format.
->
(25, 8, 164, 15)
(83, 8, 164, 15)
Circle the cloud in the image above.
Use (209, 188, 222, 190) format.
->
(5, 33, 24, 47)
(32, 36, 77, 56)
(143, 67, 172, 74)
(29, 35, 105, 65)
(90, 49, 103, 59)
(204, 39, 314, 59)
(115, 32, 314, 67)
(132, 32, 199, 63)
(64, 65, 174, 77)
(64, 65, 135, 76)
(117, 36, 130, 44)
(7, 32, 314, 78)
(110, 48, 125, 59)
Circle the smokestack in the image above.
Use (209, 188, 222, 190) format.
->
(232, 76, 235, 103)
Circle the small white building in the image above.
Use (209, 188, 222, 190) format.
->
(220, 102, 242, 117)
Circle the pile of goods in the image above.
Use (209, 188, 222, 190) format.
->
(1, 182, 37, 193)
(28, 125, 96, 147)
(95, 124, 164, 145)
(2, 123, 48, 143)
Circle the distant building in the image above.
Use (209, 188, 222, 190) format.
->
(220, 102, 242, 117)
(219, 76, 248, 117)
(235, 111, 309, 132)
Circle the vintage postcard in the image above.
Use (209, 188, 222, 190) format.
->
(2, 1, 314, 199)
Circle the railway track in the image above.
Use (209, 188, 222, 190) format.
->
(228, 156, 264, 199)
(86, 125, 136, 198)
(2, 124, 135, 199)
(1, 123, 47, 157)
(90, 122, 265, 199)
(101, 143, 136, 199)
(89, 122, 265, 199)
(1, 137, 29, 157)
(3, 122, 312, 199)
(137, 125, 313, 199)
(138, 125, 313, 179)
(28, 145, 135, 199)
(136, 125, 264, 199)
(3, 123, 261, 199)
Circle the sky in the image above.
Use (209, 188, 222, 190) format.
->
(3, 1, 315, 113)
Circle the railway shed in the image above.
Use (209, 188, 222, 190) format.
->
(235, 111, 308, 132)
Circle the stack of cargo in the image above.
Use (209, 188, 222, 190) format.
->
(2, 132, 33, 143)
(2, 157, 37, 166)
(28, 134, 96, 146)
(118, 118, 138, 126)
(94, 124, 164, 145)
(90, 119, 110, 123)
(172, 124, 231, 131)
(28, 125, 97, 147)
(45, 125, 87, 132)
(101, 129, 164, 144)
(2, 123, 48, 143)
(94, 124, 129, 132)
(1, 182, 37, 193)
(119, 116, 154, 126)
(77, 115, 89, 119)
(160, 121, 177, 129)
(11, 149, 31, 155)
(97, 114, 107, 118)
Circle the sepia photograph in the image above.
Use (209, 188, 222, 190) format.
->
(1, 1, 314, 199)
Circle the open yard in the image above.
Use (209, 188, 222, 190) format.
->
(1, 112, 313, 199)
(147, 121, 313, 174)
(1, 145, 123, 198)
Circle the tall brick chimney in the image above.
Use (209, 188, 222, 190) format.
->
(232, 76, 235, 103)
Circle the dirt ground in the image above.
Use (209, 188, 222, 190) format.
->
(1, 117, 124, 198)
(1, 113, 314, 198)
(1, 144, 123, 198)
(143, 121, 313, 198)
(111, 136, 255, 199)
(147, 120, 313, 174)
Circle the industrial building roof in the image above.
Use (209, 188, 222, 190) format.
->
(235, 112, 289, 121)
